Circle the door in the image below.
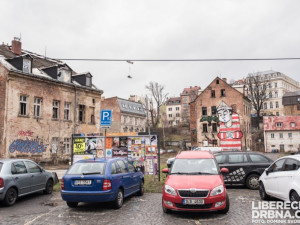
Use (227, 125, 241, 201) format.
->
(11, 161, 31, 195)
(25, 161, 46, 192)
(116, 160, 132, 197)
(126, 162, 140, 193)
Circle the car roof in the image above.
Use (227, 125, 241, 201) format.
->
(176, 151, 214, 159)
(76, 157, 125, 163)
(277, 154, 300, 161)
(0, 158, 32, 163)
(214, 151, 262, 154)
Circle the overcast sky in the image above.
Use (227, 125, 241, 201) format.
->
(2, 0, 300, 99)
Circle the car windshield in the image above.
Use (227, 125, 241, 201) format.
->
(170, 158, 219, 175)
(67, 162, 106, 175)
(0, 162, 2, 173)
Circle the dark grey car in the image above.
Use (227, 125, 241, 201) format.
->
(0, 159, 57, 206)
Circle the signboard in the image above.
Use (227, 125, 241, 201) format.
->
(100, 110, 112, 127)
(73, 138, 85, 154)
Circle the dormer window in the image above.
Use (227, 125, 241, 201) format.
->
(86, 76, 91, 87)
(57, 68, 71, 83)
(23, 59, 31, 73)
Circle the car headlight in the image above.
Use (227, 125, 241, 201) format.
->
(210, 185, 224, 196)
(164, 185, 177, 196)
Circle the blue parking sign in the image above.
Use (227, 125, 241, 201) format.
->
(100, 110, 112, 127)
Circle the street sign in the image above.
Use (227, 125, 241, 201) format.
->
(100, 110, 112, 127)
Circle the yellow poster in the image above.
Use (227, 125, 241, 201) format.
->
(73, 138, 85, 154)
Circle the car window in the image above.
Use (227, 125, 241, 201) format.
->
(26, 161, 42, 173)
(111, 162, 117, 174)
(283, 159, 299, 171)
(12, 161, 27, 174)
(127, 162, 136, 172)
(269, 159, 285, 172)
(228, 154, 245, 163)
(171, 158, 218, 175)
(215, 155, 226, 164)
(67, 162, 106, 175)
(116, 160, 128, 173)
(249, 154, 270, 163)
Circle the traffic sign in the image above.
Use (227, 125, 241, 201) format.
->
(100, 110, 112, 127)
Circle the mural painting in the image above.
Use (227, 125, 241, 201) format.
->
(217, 101, 243, 151)
(9, 137, 48, 154)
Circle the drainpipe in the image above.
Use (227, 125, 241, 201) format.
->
(71, 82, 78, 165)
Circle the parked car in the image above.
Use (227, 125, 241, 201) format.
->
(166, 157, 175, 168)
(0, 159, 57, 206)
(259, 155, 300, 205)
(162, 151, 229, 214)
(61, 158, 144, 208)
(214, 151, 273, 190)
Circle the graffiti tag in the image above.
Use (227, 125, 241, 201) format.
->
(9, 138, 48, 154)
(17, 130, 34, 137)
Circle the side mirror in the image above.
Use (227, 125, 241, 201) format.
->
(162, 168, 169, 173)
(265, 168, 269, 175)
(220, 168, 229, 173)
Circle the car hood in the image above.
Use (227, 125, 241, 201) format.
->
(165, 174, 224, 190)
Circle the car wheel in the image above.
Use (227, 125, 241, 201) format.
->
(218, 193, 230, 214)
(43, 179, 54, 194)
(67, 201, 78, 208)
(259, 182, 270, 200)
(162, 199, 171, 214)
(137, 181, 144, 196)
(4, 188, 18, 206)
(112, 189, 124, 209)
(246, 174, 260, 190)
(290, 191, 300, 211)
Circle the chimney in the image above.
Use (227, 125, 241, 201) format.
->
(12, 37, 22, 55)
(222, 78, 227, 83)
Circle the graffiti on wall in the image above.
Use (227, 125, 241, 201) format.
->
(9, 138, 49, 154)
(217, 101, 243, 151)
(17, 130, 34, 137)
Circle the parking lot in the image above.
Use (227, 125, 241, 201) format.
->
(0, 186, 293, 225)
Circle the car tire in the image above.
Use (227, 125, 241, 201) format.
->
(4, 188, 18, 206)
(218, 193, 230, 214)
(137, 181, 144, 196)
(246, 174, 260, 190)
(67, 201, 78, 208)
(162, 200, 171, 214)
(259, 182, 270, 200)
(112, 189, 124, 209)
(290, 191, 300, 211)
(43, 179, 54, 194)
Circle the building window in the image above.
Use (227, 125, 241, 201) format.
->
(34, 97, 42, 117)
(275, 83, 277, 88)
(176, 107, 180, 111)
(221, 89, 226, 97)
(211, 106, 217, 115)
(64, 102, 71, 120)
(176, 113, 180, 117)
(275, 102, 279, 108)
(89, 107, 95, 124)
(23, 59, 31, 73)
(279, 133, 283, 138)
(275, 91, 278, 98)
(19, 95, 28, 116)
(168, 114, 172, 118)
(269, 92, 272, 98)
(123, 116, 127, 124)
(297, 105, 300, 111)
(52, 100, 60, 119)
(268, 83, 272, 88)
(276, 122, 283, 127)
(168, 107, 172, 111)
(291, 122, 295, 127)
(176, 120, 180, 125)
(79, 105, 86, 122)
(270, 102, 273, 109)
(212, 123, 217, 132)
(276, 112, 279, 116)
(135, 118, 138, 126)
(203, 124, 208, 133)
(51, 137, 59, 154)
(288, 133, 292, 138)
(264, 103, 267, 109)
(216, 80, 219, 84)
(271, 133, 274, 138)
(64, 138, 70, 154)
(202, 107, 207, 116)
(211, 90, 215, 98)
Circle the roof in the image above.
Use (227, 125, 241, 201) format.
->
(117, 98, 146, 117)
(166, 97, 181, 105)
(181, 86, 201, 95)
(263, 116, 300, 131)
(248, 70, 278, 76)
(176, 151, 214, 159)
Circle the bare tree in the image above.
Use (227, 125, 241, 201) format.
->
(246, 73, 268, 127)
(145, 81, 168, 128)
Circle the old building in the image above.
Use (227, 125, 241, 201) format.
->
(190, 77, 252, 151)
(165, 97, 181, 126)
(180, 86, 201, 125)
(101, 97, 146, 133)
(282, 91, 300, 115)
(263, 116, 300, 152)
(0, 38, 103, 162)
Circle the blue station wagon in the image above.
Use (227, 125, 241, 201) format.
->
(61, 158, 144, 208)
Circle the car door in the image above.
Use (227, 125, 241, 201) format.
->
(263, 158, 286, 198)
(25, 161, 47, 192)
(116, 160, 132, 197)
(126, 161, 140, 193)
(248, 154, 272, 175)
(11, 161, 31, 195)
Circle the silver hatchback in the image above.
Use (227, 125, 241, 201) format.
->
(0, 159, 57, 206)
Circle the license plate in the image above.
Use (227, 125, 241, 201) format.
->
(74, 180, 92, 185)
(183, 199, 204, 205)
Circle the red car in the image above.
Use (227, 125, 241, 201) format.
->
(162, 151, 229, 213)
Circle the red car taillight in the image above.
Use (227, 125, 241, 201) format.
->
(103, 179, 112, 191)
(0, 178, 3, 188)
(61, 179, 64, 190)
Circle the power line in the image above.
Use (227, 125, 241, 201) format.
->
(56, 57, 300, 62)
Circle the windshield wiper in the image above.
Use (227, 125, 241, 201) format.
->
(82, 172, 101, 175)
(186, 172, 215, 175)
(170, 172, 188, 175)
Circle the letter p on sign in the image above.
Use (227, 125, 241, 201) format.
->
(101, 110, 112, 127)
